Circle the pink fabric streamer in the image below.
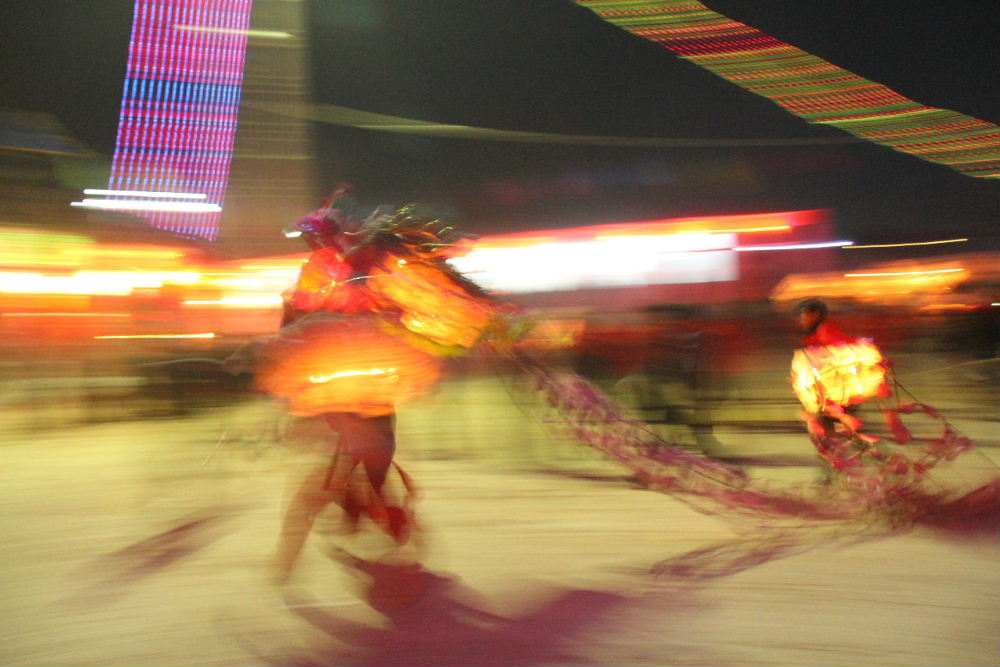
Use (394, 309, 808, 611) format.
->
(513, 353, 996, 527)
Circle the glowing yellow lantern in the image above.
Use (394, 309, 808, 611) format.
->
(791, 339, 890, 414)
(368, 257, 496, 350)
(255, 313, 443, 417)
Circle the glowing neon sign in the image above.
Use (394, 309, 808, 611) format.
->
(106, 0, 254, 239)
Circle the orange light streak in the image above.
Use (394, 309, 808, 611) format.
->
(0, 270, 200, 295)
(844, 268, 964, 277)
(675, 225, 790, 235)
(240, 265, 304, 271)
(184, 296, 282, 307)
(843, 238, 968, 249)
(1, 312, 129, 318)
(475, 211, 818, 247)
(916, 304, 980, 312)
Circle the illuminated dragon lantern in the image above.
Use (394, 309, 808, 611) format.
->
(791, 338, 892, 426)
(255, 203, 509, 417)
(789, 317, 974, 502)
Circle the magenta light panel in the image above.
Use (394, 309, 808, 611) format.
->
(107, 0, 254, 240)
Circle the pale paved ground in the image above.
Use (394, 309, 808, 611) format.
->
(1, 368, 997, 667)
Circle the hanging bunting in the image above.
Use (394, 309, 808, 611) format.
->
(575, 0, 999, 178)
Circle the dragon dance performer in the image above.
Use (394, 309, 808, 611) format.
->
(791, 298, 891, 476)
(230, 192, 506, 582)
(788, 298, 993, 516)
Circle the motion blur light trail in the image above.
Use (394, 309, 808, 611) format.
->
(771, 255, 995, 306)
(576, 0, 1000, 178)
(1, 214, 992, 339)
(674, 225, 789, 234)
(733, 241, 853, 252)
(94, 333, 216, 339)
(82, 189, 208, 200)
(448, 210, 821, 293)
(844, 268, 964, 278)
(256, 101, 860, 147)
(70, 199, 223, 214)
(844, 238, 969, 250)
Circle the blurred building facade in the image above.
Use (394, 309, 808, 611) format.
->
(219, 0, 320, 257)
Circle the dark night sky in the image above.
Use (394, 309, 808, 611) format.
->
(2, 0, 998, 244)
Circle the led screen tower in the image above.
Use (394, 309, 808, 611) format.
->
(106, 0, 254, 240)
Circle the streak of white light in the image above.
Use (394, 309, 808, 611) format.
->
(83, 189, 207, 199)
(71, 199, 222, 213)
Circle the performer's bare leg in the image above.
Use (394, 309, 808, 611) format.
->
(272, 412, 395, 582)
